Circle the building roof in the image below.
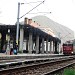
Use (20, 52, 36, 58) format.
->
(32, 15, 74, 44)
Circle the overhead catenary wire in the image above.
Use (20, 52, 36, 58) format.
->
(23, 0, 51, 16)
(23, 0, 40, 12)
(28, 12, 51, 14)
(21, 1, 43, 4)
(19, 0, 45, 19)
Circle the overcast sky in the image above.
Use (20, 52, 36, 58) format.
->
(0, 0, 75, 31)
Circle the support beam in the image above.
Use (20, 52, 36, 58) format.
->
(51, 41, 53, 53)
(58, 42, 61, 54)
(42, 38, 44, 54)
(29, 32, 33, 54)
(48, 42, 50, 53)
(53, 41, 55, 53)
(26, 38, 28, 52)
(50, 41, 51, 53)
(55, 42, 58, 54)
(46, 39, 48, 54)
(19, 28, 24, 52)
(6, 29, 10, 55)
(36, 35, 39, 54)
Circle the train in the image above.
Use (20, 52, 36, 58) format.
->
(62, 41, 75, 55)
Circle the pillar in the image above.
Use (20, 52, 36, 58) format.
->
(48, 42, 50, 52)
(19, 28, 24, 52)
(29, 32, 33, 54)
(51, 41, 53, 53)
(50, 41, 51, 53)
(6, 29, 10, 55)
(32, 41, 36, 53)
(53, 41, 55, 53)
(58, 42, 61, 54)
(0, 33, 1, 52)
(39, 40, 42, 53)
(55, 41, 58, 54)
(42, 38, 44, 53)
(46, 39, 48, 53)
(26, 38, 28, 52)
(6, 34, 10, 55)
(22, 39, 27, 53)
(36, 35, 39, 54)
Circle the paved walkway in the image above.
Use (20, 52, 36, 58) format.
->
(0, 53, 63, 57)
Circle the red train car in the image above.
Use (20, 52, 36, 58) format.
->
(63, 43, 73, 55)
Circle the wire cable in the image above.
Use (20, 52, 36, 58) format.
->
(19, 0, 45, 19)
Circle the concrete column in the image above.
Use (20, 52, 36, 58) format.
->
(39, 40, 41, 53)
(58, 43, 61, 54)
(0, 33, 1, 51)
(48, 42, 50, 52)
(56, 42, 59, 53)
(29, 32, 33, 54)
(50, 41, 51, 53)
(23, 40, 26, 51)
(6, 29, 10, 55)
(26, 38, 28, 51)
(51, 41, 53, 53)
(6, 34, 10, 55)
(53, 42, 55, 53)
(36, 35, 39, 54)
(46, 39, 48, 53)
(19, 28, 24, 52)
(42, 38, 44, 54)
(55, 42, 58, 54)
(33, 42, 35, 50)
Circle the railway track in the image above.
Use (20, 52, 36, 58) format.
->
(0, 55, 75, 75)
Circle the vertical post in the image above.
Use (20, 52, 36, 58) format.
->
(6, 29, 10, 55)
(26, 38, 28, 52)
(19, 28, 24, 52)
(53, 41, 55, 53)
(0, 33, 1, 51)
(46, 39, 48, 53)
(42, 38, 44, 53)
(50, 41, 51, 53)
(51, 41, 53, 53)
(36, 35, 39, 54)
(58, 43, 61, 54)
(16, 2, 20, 46)
(29, 32, 33, 53)
(55, 41, 58, 54)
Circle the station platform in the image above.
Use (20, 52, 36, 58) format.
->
(0, 53, 63, 60)
(0, 53, 63, 56)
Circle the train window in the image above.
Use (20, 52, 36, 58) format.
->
(63, 44, 73, 46)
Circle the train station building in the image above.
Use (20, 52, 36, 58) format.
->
(0, 16, 61, 54)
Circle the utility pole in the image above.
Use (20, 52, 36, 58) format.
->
(16, 0, 45, 47)
(16, 2, 20, 45)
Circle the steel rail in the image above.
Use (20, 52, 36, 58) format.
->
(0, 56, 74, 72)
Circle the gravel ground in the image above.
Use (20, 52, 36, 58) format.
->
(0, 59, 75, 75)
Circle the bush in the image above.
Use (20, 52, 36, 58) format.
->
(64, 68, 75, 75)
